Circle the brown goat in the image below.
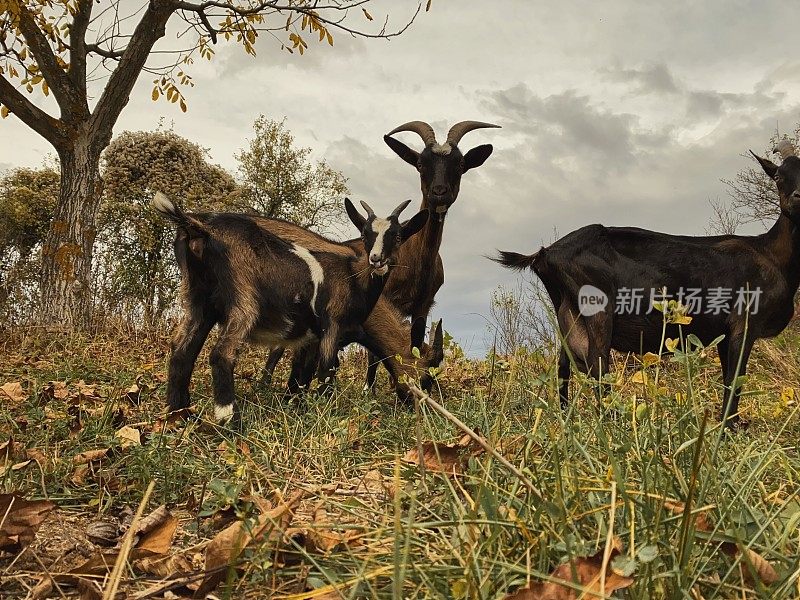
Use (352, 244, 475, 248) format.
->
(154, 192, 435, 425)
(262, 120, 499, 389)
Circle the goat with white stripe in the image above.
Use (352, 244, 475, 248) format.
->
(153, 192, 428, 425)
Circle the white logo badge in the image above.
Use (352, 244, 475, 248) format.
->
(578, 285, 608, 316)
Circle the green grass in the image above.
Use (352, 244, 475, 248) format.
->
(0, 326, 798, 598)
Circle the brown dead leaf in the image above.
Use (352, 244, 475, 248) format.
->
(740, 547, 779, 585)
(116, 425, 141, 448)
(307, 504, 361, 553)
(403, 436, 484, 475)
(0, 381, 26, 404)
(196, 489, 304, 597)
(0, 493, 56, 552)
(124, 383, 143, 404)
(663, 500, 712, 531)
(39, 380, 69, 402)
(75, 379, 102, 403)
(135, 505, 178, 554)
(663, 500, 777, 586)
(136, 552, 195, 578)
(25, 447, 49, 466)
(73, 448, 110, 465)
(719, 543, 779, 586)
(503, 539, 634, 599)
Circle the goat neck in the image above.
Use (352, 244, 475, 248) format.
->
(761, 211, 800, 290)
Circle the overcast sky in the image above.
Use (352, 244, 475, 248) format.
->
(2, 1, 800, 355)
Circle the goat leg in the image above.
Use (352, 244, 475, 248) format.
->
(260, 347, 285, 387)
(316, 325, 340, 399)
(363, 352, 380, 394)
(557, 346, 571, 410)
(209, 325, 248, 427)
(719, 335, 753, 429)
(166, 313, 215, 413)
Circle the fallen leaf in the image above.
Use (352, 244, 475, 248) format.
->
(403, 436, 484, 475)
(124, 383, 143, 404)
(307, 504, 361, 553)
(135, 505, 178, 554)
(116, 426, 141, 448)
(663, 500, 777, 586)
(0, 381, 25, 404)
(196, 489, 304, 596)
(503, 539, 634, 599)
(73, 448, 110, 465)
(39, 380, 69, 402)
(663, 500, 712, 531)
(0, 493, 56, 552)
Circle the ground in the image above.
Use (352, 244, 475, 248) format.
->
(0, 324, 798, 599)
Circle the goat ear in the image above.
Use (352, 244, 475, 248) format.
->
(751, 150, 779, 179)
(384, 135, 420, 167)
(410, 316, 426, 351)
(344, 197, 366, 232)
(463, 144, 494, 173)
(400, 209, 429, 242)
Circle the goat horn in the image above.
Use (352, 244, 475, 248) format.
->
(773, 139, 795, 160)
(445, 121, 501, 147)
(386, 121, 437, 147)
(359, 200, 376, 219)
(390, 199, 412, 218)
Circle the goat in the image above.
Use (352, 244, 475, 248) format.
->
(494, 141, 800, 427)
(261, 120, 499, 389)
(153, 192, 430, 424)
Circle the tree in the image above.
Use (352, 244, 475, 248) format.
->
(0, 0, 421, 328)
(709, 126, 800, 234)
(0, 165, 59, 321)
(98, 128, 237, 326)
(236, 116, 349, 233)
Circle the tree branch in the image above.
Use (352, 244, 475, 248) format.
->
(90, 2, 176, 148)
(15, 2, 83, 117)
(85, 44, 126, 60)
(0, 74, 68, 148)
(67, 0, 93, 114)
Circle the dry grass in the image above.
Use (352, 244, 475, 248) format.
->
(0, 324, 798, 599)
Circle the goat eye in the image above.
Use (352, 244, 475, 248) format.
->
(775, 175, 783, 183)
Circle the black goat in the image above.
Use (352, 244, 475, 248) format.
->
(154, 192, 429, 424)
(262, 120, 499, 389)
(495, 141, 800, 427)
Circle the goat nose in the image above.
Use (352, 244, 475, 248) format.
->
(370, 254, 381, 264)
(432, 185, 447, 196)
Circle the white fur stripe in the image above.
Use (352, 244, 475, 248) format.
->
(370, 218, 391, 261)
(292, 244, 324, 316)
(214, 404, 233, 423)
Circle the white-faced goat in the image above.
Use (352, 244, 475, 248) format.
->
(262, 120, 500, 389)
(153, 192, 429, 425)
(494, 140, 800, 427)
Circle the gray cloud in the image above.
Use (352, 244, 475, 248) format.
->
(4, 1, 800, 356)
(603, 63, 680, 95)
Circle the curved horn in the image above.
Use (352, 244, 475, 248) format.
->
(359, 200, 376, 219)
(773, 139, 795, 160)
(386, 121, 437, 147)
(445, 121, 501, 147)
(390, 199, 412, 219)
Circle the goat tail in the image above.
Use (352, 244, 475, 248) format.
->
(152, 192, 204, 231)
(491, 249, 539, 271)
(152, 191, 210, 259)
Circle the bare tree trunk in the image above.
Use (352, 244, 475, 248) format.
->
(40, 129, 102, 328)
